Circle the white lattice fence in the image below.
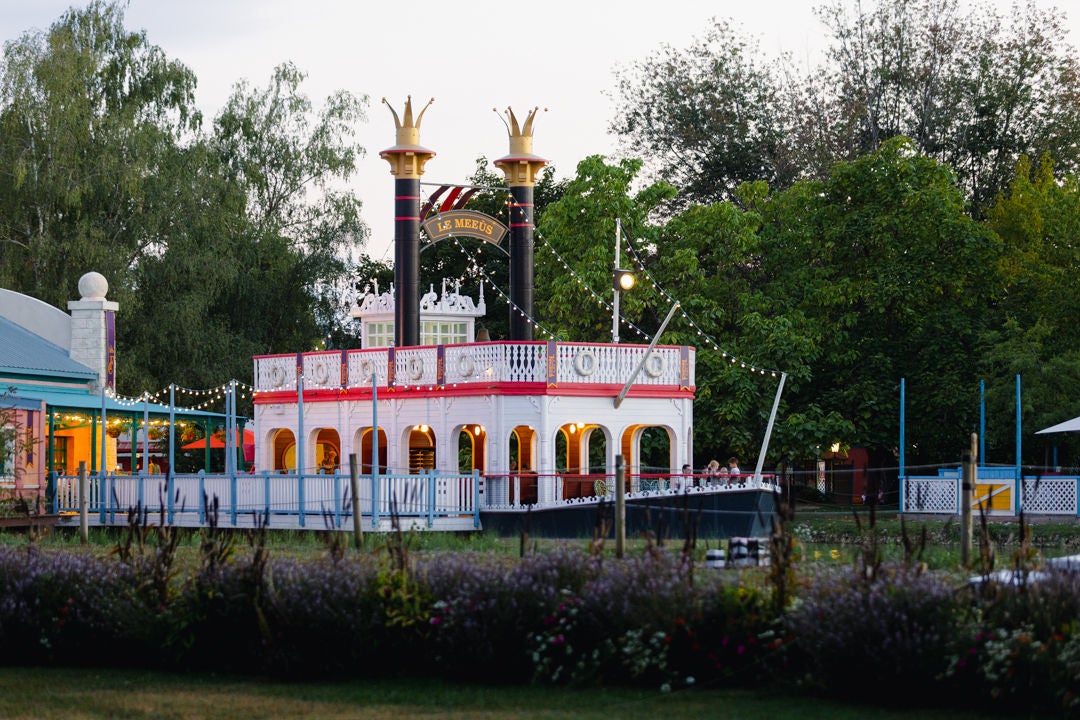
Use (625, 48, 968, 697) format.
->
(1021, 477, 1078, 515)
(903, 478, 957, 513)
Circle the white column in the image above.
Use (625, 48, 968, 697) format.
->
(67, 272, 119, 392)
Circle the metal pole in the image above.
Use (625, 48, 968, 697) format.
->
(1015, 373, 1022, 511)
(142, 395, 149, 475)
(898, 377, 906, 514)
(614, 302, 680, 409)
(615, 454, 626, 558)
(371, 372, 380, 529)
(99, 386, 107, 478)
(350, 452, 363, 549)
(752, 372, 787, 484)
(612, 218, 622, 344)
(78, 461, 88, 545)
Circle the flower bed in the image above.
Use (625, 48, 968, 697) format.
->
(0, 533, 1078, 716)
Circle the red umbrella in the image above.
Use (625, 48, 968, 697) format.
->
(182, 429, 255, 462)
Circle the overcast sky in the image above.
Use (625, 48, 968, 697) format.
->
(2, 0, 1076, 261)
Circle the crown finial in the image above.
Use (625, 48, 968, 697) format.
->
(380, 95, 436, 178)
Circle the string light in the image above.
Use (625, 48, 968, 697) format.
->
(533, 227, 654, 342)
(620, 232, 785, 378)
(450, 236, 563, 341)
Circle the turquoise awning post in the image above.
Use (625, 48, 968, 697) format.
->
(168, 384, 175, 524)
(99, 387, 108, 478)
(1015, 374, 1022, 512)
(142, 396, 149, 476)
(203, 418, 211, 472)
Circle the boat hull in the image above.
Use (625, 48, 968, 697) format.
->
(479, 487, 777, 539)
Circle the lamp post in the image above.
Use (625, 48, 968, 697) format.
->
(612, 218, 635, 343)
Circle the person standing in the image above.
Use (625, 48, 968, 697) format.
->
(727, 457, 741, 485)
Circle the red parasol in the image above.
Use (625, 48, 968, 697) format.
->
(181, 429, 255, 462)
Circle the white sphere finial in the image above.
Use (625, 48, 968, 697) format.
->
(78, 272, 109, 300)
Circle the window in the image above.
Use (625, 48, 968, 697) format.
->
(422, 321, 467, 345)
(365, 322, 395, 348)
(0, 426, 14, 483)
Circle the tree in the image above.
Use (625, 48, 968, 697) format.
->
(535, 156, 676, 342)
(611, 1, 1080, 215)
(754, 138, 999, 464)
(0, 0, 199, 311)
(815, 0, 1080, 212)
(610, 20, 791, 207)
(121, 62, 371, 392)
(981, 155, 1080, 465)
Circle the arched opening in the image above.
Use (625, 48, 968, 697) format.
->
(508, 425, 537, 504)
(632, 425, 675, 492)
(458, 424, 485, 473)
(315, 428, 340, 474)
(356, 427, 387, 474)
(408, 425, 435, 473)
(272, 429, 297, 473)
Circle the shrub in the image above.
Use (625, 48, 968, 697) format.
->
(782, 563, 968, 704)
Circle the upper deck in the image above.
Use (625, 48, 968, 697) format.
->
(253, 341, 696, 402)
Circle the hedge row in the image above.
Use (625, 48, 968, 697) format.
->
(1, 537, 1078, 715)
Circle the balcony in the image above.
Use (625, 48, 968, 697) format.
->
(254, 341, 695, 396)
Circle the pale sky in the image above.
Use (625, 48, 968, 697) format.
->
(2, 0, 1076, 261)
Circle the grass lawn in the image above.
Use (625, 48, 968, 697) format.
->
(0, 668, 998, 720)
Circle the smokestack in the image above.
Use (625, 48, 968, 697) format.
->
(494, 107, 547, 341)
(379, 96, 436, 347)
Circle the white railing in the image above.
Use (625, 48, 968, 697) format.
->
(254, 341, 695, 393)
(478, 471, 781, 510)
(51, 470, 482, 530)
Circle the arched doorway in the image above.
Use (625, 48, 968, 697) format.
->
(631, 424, 675, 491)
(407, 425, 435, 473)
(356, 426, 387, 474)
(458, 423, 486, 473)
(508, 425, 537, 504)
(272, 429, 297, 473)
(315, 429, 340, 474)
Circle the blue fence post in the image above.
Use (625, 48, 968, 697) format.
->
(107, 474, 116, 525)
(137, 474, 145, 514)
(197, 470, 206, 524)
(371, 472, 380, 530)
(167, 471, 175, 525)
(230, 471, 238, 526)
(334, 472, 342, 529)
(49, 472, 58, 515)
(298, 473, 306, 528)
(264, 472, 271, 521)
(473, 469, 481, 529)
(427, 471, 435, 528)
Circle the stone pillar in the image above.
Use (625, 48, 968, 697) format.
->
(67, 272, 118, 393)
(494, 107, 548, 341)
(380, 96, 436, 348)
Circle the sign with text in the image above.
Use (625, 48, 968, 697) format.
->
(422, 209, 507, 245)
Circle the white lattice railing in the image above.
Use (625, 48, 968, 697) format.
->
(903, 474, 1080, 516)
(254, 342, 695, 392)
(1022, 476, 1079, 515)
